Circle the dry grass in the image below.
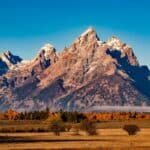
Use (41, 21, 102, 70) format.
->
(96, 120, 150, 129)
(0, 128, 150, 150)
(0, 120, 150, 133)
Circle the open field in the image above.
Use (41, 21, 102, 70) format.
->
(0, 120, 150, 132)
(96, 120, 150, 129)
(0, 120, 150, 149)
(0, 129, 150, 150)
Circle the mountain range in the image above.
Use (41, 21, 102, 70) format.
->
(0, 27, 150, 112)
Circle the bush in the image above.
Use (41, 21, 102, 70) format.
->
(37, 127, 47, 132)
(80, 119, 97, 135)
(123, 124, 140, 135)
(73, 125, 80, 136)
(49, 120, 65, 136)
(64, 123, 72, 132)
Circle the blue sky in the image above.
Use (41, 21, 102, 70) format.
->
(0, 0, 150, 67)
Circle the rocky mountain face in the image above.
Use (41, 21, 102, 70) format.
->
(0, 51, 22, 75)
(0, 27, 150, 112)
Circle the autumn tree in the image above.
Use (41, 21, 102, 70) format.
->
(123, 124, 140, 136)
(80, 119, 97, 135)
(49, 120, 65, 136)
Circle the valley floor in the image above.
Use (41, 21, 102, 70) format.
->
(0, 128, 150, 150)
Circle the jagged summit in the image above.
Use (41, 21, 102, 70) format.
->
(1, 50, 14, 60)
(31, 43, 58, 71)
(68, 27, 101, 53)
(34, 43, 57, 61)
(3, 50, 12, 56)
(107, 36, 126, 50)
(80, 27, 100, 41)
(40, 43, 55, 51)
(0, 50, 22, 75)
(81, 27, 96, 36)
(39, 43, 56, 59)
(0, 50, 22, 67)
(106, 36, 139, 66)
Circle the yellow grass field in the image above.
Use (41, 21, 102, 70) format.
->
(0, 128, 150, 150)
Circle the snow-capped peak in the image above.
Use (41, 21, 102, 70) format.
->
(107, 36, 123, 49)
(77, 27, 101, 44)
(0, 50, 14, 61)
(107, 36, 131, 50)
(0, 50, 22, 68)
(107, 36, 132, 51)
(3, 50, 12, 56)
(41, 43, 55, 50)
(32, 43, 58, 67)
(81, 27, 95, 37)
(38, 43, 56, 60)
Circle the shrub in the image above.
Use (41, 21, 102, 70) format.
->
(80, 119, 97, 135)
(64, 123, 72, 132)
(49, 120, 65, 136)
(37, 127, 47, 132)
(71, 124, 80, 136)
(123, 124, 140, 135)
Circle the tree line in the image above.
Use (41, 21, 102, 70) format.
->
(0, 109, 150, 121)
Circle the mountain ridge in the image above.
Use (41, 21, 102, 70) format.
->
(0, 27, 150, 112)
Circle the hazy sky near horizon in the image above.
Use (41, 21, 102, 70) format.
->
(0, 0, 150, 67)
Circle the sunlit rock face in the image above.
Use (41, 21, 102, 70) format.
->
(0, 27, 150, 112)
(107, 36, 139, 66)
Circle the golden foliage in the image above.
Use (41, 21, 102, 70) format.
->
(4, 109, 18, 120)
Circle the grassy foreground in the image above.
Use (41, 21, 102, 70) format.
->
(0, 120, 150, 132)
(0, 120, 150, 149)
(0, 129, 150, 150)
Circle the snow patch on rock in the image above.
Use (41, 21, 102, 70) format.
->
(81, 27, 95, 37)
(40, 43, 56, 60)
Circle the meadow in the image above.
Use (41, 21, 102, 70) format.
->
(0, 119, 150, 132)
(0, 120, 150, 150)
